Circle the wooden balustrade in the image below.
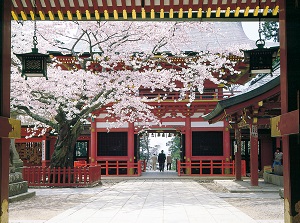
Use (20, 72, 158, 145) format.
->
(98, 160, 142, 176)
(23, 165, 101, 187)
(177, 160, 246, 176)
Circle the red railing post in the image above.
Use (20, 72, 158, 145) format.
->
(116, 161, 119, 176)
(233, 160, 235, 175)
(105, 161, 108, 176)
(200, 160, 202, 175)
(138, 160, 141, 176)
(42, 167, 46, 184)
(84, 167, 88, 184)
(177, 160, 181, 176)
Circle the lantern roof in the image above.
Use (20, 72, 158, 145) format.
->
(11, 0, 279, 21)
(15, 48, 50, 60)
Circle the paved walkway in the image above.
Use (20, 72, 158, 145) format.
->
(45, 179, 256, 223)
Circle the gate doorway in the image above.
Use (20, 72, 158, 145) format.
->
(136, 130, 183, 172)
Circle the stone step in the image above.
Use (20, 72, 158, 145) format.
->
(9, 181, 29, 197)
(9, 191, 36, 203)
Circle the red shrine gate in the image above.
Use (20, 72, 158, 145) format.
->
(91, 102, 233, 176)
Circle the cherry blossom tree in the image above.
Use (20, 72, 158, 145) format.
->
(10, 21, 244, 167)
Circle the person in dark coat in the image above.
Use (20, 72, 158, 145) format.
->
(158, 150, 166, 172)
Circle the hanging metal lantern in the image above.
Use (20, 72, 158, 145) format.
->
(16, 48, 49, 80)
(242, 20, 279, 75)
(243, 40, 279, 74)
(15, 20, 50, 80)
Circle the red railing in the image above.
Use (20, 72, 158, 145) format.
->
(98, 160, 142, 176)
(23, 165, 101, 187)
(177, 160, 246, 176)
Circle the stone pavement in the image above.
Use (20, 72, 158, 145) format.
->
(9, 171, 283, 223)
(45, 179, 256, 223)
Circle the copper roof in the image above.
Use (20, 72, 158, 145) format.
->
(11, 0, 279, 21)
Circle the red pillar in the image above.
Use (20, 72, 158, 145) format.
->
(223, 124, 231, 161)
(250, 123, 259, 186)
(276, 137, 281, 149)
(90, 120, 97, 165)
(223, 124, 231, 174)
(128, 123, 135, 163)
(260, 137, 273, 168)
(234, 127, 242, 181)
(185, 116, 192, 160)
(279, 1, 300, 221)
(0, 2, 11, 222)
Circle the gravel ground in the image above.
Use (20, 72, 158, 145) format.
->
(9, 179, 284, 222)
(199, 181, 284, 221)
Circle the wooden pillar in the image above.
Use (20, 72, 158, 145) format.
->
(279, 1, 300, 221)
(128, 123, 135, 162)
(185, 116, 191, 174)
(223, 124, 231, 161)
(0, 1, 11, 223)
(260, 137, 273, 168)
(223, 124, 231, 174)
(234, 127, 242, 181)
(276, 137, 281, 149)
(90, 120, 97, 165)
(249, 123, 259, 186)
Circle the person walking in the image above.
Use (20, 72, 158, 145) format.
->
(158, 150, 166, 172)
(151, 154, 158, 171)
(166, 154, 172, 170)
(273, 148, 283, 168)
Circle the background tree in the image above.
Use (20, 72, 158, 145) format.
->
(262, 22, 279, 42)
(139, 134, 151, 162)
(11, 21, 243, 167)
(166, 135, 181, 170)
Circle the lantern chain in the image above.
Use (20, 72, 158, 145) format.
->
(256, 0, 265, 48)
(32, 0, 38, 49)
(33, 20, 38, 49)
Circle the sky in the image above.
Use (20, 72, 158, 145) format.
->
(149, 136, 172, 154)
(242, 22, 261, 41)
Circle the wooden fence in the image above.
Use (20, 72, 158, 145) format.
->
(98, 160, 142, 176)
(177, 160, 246, 176)
(23, 165, 101, 187)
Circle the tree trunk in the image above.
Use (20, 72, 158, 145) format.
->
(50, 121, 83, 168)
